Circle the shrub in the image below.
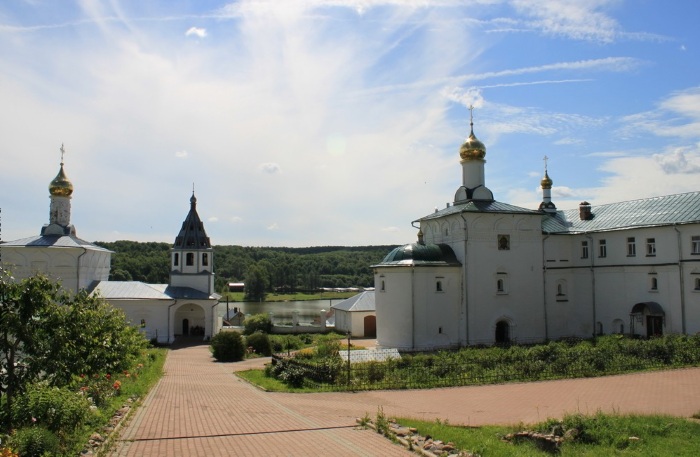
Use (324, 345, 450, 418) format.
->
(9, 427, 60, 457)
(315, 336, 341, 359)
(246, 332, 273, 356)
(270, 335, 304, 353)
(243, 313, 272, 335)
(210, 332, 246, 362)
(12, 382, 91, 433)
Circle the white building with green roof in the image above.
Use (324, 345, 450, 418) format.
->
(374, 117, 700, 350)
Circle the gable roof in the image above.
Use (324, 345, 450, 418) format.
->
(332, 291, 375, 312)
(92, 281, 219, 300)
(1, 234, 112, 251)
(542, 191, 700, 234)
(418, 199, 540, 222)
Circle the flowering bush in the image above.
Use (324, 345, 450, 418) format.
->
(73, 374, 119, 407)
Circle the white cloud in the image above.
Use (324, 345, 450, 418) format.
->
(185, 26, 207, 38)
(175, 150, 188, 158)
(259, 163, 281, 174)
(208, 216, 219, 222)
(654, 147, 700, 174)
(267, 222, 279, 231)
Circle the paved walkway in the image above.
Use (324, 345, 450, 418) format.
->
(110, 343, 700, 456)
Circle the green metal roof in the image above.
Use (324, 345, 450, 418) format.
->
(542, 191, 700, 234)
(373, 243, 461, 267)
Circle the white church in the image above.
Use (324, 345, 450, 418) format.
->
(373, 116, 700, 350)
(0, 150, 221, 344)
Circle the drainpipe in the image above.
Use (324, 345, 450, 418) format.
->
(76, 247, 87, 292)
(586, 234, 596, 338)
(167, 300, 177, 344)
(542, 235, 550, 341)
(411, 267, 415, 350)
(210, 300, 220, 339)
(674, 225, 686, 334)
(459, 212, 470, 346)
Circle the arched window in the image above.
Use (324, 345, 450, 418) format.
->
(381, 280, 386, 292)
(174, 253, 179, 266)
(436, 280, 443, 292)
(556, 279, 568, 301)
(202, 253, 209, 266)
(186, 252, 194, 266)
(497, 279, 504, 292)
(695, 278, 700, 290)
(650, 276, 658, 291)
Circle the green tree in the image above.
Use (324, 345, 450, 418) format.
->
(244, 263, 269, 301)
(0, 272, 148, 430)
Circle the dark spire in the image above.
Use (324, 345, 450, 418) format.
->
(173, 192, 211, 249)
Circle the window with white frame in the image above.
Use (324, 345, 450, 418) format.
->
(202, 253, 209, 266)
(174, 253, 179, 266)
(695, 277, 700, 290)
(581, 240, 589, 259)
(649, 275, 658, 291)
(598, 239, 607, 258)
(380, 277, 386, 292)
(692, 236, 700, 255)
(627, 237, 636, 256)
(186, 252, 194, 266)
(646, 238, 656, 256)
(436, 278, 444, 292)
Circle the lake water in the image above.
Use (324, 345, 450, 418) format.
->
(218, 299, 344, 324)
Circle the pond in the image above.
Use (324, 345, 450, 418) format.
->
(218, 299, 344, 325)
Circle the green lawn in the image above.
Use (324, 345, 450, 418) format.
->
(393, 413, 700, 456)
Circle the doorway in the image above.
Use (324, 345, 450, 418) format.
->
(647, 316, 663, 337)
(363, 315, 377, 338)
(182, 318, 189, 336)
(495, 320, 510, 344)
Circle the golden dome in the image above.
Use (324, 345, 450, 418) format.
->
(541, 170, 553, 189)
(459, 129, 486, 161)
(49, 163, 73, 197)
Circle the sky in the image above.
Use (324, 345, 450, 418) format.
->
(1, 0, 699, 248)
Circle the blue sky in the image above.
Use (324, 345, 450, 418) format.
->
(1, 0, 699, 247)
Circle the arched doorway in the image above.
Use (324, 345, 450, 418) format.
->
(630, 302, 664, 337)
(495, 320, 510, 344)
(174, 304, 206, 338)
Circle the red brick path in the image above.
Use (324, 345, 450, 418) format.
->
(110, 343, 700, 456)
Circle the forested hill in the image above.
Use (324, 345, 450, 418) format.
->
(94, 241, 398, 293)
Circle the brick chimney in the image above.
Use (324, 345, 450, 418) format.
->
(579, 201, 592, 220)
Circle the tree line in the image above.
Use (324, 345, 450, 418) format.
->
(95, 241, 397, 294)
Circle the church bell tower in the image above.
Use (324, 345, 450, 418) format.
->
(169, 192, 215, 294)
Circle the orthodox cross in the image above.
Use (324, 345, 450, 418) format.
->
(543, 155, 549, 172)
(468, 104, 474, 132)
(60, 143, 65, 165)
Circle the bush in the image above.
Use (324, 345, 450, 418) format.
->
(246, 332, 272, 356)
(270, 335, 304, 353)
(243, 313, 272, 335)
(12, 383, 91, 433)
(9, 427, 60, 457)
(210, 332, 246, 362)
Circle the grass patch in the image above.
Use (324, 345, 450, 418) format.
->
(236, 369, 321, 393)
(395, 412, 700, 456)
